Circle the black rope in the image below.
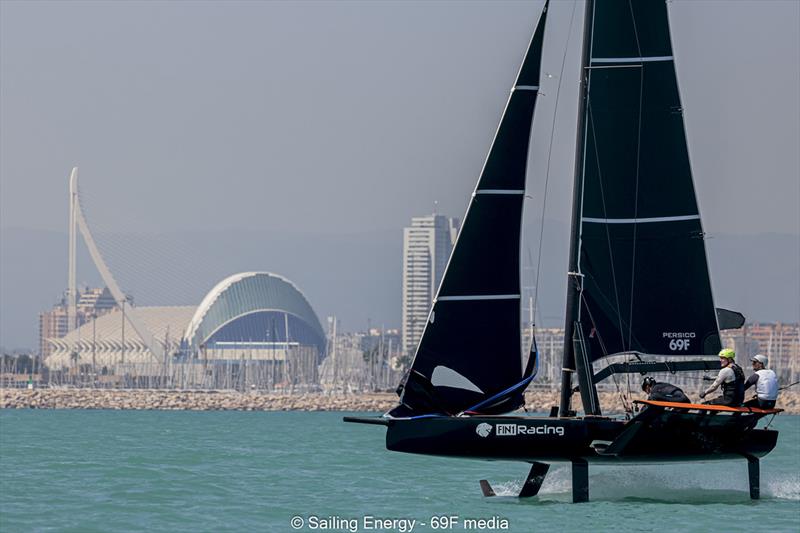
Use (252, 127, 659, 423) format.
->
(765, 412, 777, 430)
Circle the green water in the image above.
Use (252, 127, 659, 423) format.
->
(1, 410, 798, 532)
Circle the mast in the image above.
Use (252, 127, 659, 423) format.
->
(559, 0, 600, 417)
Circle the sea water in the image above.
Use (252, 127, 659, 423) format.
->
(1, 410, 798, 532)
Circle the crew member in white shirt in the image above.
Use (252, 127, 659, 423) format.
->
(743, 354, 778, 409)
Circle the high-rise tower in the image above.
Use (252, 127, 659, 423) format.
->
(401, 214, 459, 356)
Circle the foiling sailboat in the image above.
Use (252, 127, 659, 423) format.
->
(345, 0, 782, 502)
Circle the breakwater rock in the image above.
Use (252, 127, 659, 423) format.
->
(1, 388, 798, 413)
(0, 389, 396, 412)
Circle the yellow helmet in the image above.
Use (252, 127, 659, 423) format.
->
(718, 348, 736, 359)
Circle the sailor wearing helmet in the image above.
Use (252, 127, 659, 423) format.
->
(742, 354, 779, 409)
(700, 348, 745, 406)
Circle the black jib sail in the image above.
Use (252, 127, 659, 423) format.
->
(390, 4, 548, 418)
(572, 0, 721, 365)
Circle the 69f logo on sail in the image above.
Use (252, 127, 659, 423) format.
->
(663, 332, 696, 351)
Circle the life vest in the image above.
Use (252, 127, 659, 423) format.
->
(722, 363, 745, 406)
(755, 369, 779, 400)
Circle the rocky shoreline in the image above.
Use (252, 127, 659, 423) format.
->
(2, 388, 798, 413)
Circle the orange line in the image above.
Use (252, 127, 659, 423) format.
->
(635, 399, 783, 414)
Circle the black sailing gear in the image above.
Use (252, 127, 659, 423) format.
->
(721, 363, 745, 406)
(647, 382, 690, 403)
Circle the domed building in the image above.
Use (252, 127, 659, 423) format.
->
(45, 272, 326, 389)
(183, 272, 325, 360)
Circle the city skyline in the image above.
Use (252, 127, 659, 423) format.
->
(3, 219, 799, 351)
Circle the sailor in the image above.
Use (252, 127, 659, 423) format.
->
(641, 376, 690, 403)
(699, 348, 745, 406)
(742, 354, 779, 409)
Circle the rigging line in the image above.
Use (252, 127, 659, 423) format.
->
(610, 367, 632, 414)
(575, 325, 599, 413)
(587, 101, 626, 351)
(532, 0, 579, 330)
(626, 0, 645, 353)
(579, 291, 609, 357)
(625, 361, 633, 415)
(627, 0, 644, 55)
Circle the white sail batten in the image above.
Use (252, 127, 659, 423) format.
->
(436, 294, 520, 302)
(582, 215, 700, 224)
(473, 189, 525, 195)
(590, 55, 673, 63)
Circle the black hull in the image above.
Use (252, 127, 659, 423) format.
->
(346, 405, 779, 500)
(384, 412, 778, 464)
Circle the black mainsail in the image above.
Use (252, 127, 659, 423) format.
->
(562, 0, 722, 415)
(390, 4, 549, 418)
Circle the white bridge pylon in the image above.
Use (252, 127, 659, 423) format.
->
(68, 167, 164, 361)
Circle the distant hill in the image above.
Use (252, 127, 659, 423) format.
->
(1, 226, 797, 350)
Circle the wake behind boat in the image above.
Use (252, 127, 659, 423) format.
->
(345, 0, 782, 502)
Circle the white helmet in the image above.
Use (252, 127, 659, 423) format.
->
(751, 354, 768, 367)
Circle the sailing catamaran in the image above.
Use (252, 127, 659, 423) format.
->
(345, 0, 782, 502)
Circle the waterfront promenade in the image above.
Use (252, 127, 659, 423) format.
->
(3, 388, 798, 413)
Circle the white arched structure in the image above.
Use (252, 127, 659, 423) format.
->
(69, 167, 164, 360)
(46, 306, 193, 368)
(182, 272, 326, 354)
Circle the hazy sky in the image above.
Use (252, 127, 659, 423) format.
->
(1, 1, 798, 347)
(1, 0, 798, 236)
